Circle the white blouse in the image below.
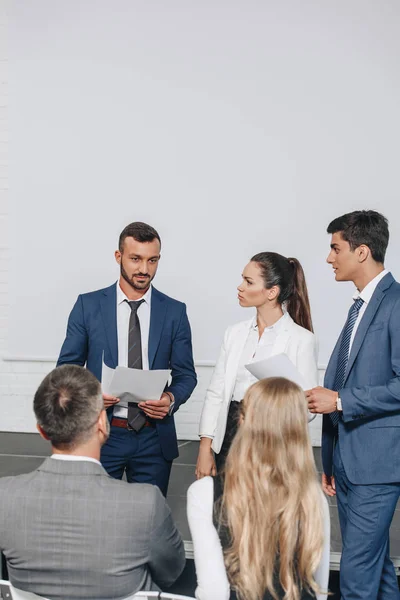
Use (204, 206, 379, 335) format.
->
(187, 476, 330, 600)
(232, 312, 289, 401)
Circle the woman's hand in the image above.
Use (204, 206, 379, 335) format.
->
(195, 438, 217, 479)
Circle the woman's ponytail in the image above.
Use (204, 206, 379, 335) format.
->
(251, 252, 313, 332)
(286, 257, 313, 332)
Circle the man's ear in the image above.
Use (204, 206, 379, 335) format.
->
(36, 423, 50, 441)
(357, 244, 370, 263)
(115, 249, 122, 265)
(98, 409, 109, 437)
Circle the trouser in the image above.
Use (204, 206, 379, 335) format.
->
(215, 401, 241, 473)
(100, 425, 172, 497)
(334, 442, 400, 600)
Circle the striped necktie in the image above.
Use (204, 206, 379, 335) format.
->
(330, 297, 364, 427)
(126, 299, 146, 431)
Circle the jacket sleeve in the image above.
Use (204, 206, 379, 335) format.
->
(198, 329, 229, 438)
(340, 299, 400, 422)
(314, 492, 331, 599)
(187, 478, 230, 600)
(167, 304, 197, 410)
(57, 295, 88, 367)
(147, 487, 186, 589)
(296, 333, 319, 390)
(296, 332, 319, 422)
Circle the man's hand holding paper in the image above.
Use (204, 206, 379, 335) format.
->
(139, 393, 172, 419)
(102, 360, 171, 417)
(103, 393, 120, 409)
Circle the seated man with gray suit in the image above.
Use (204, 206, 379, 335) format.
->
(0, 364, 185, 600)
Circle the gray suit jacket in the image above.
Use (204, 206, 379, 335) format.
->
(0, 458, 185, 600)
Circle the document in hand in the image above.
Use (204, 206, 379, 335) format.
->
(101, 360, 170, 406)
(245, 353, 306, 389)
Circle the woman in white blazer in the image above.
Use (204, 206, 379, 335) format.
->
(196, 251, 318, 478)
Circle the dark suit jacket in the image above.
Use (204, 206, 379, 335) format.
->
(57, 283, 197, 460)
(0, 458, 185, 599)
(322, 272, 400, 483)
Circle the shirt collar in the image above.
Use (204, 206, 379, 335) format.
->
(353, 269, 389, 304)
(51, 454, 101, 466)
(252, 310, 289, 332)
(116, 282, 152, 307)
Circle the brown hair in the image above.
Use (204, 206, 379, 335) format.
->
(251, 252, 313, 332)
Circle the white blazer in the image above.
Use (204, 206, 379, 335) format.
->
(199, 314, 319, 453)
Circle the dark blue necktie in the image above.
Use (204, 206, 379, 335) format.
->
(330, 297, 364, 427)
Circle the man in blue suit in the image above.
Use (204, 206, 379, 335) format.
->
(307, 210, 400, 599)
(57, 221, 197, 496)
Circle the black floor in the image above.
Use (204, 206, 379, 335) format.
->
(1, 433, 400, 599)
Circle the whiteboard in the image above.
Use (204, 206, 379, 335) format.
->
(8, 0, 400, 365)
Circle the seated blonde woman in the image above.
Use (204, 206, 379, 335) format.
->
(187, 377, 330, 600)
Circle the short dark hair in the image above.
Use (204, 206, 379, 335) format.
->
(33, 365, 103, 450)
(327, 210, 389, 263)
(119, 222, 161, 252)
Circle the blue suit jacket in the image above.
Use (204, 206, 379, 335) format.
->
(57, 283, 197, 461)
(322, 272, 400, 484)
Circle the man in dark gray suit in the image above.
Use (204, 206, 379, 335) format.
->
(0, 365, 185, 600)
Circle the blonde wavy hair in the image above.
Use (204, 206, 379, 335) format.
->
(220, 377, 324, 600)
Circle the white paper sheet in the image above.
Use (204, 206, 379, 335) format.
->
(101, 360, 170, 405)
(245, 353, 306, 389)
(101, 359, 115, 395)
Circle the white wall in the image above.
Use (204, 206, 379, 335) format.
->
(7, 0, 400, 366)
(0, 0, 324, 444)
(2, 1, 400, 448)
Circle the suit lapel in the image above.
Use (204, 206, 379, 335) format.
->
(149, 287, 167, 368)
(100, 284, 118, 368)
(224, 320, 253, 402)
(268, 313, 293, 356)
(324, 333, 343, 389)
(343, 287, 385, 385)
(343, 272, 394, 385)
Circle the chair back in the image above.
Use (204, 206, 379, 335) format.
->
(0, 581, 49, 600)
(132, 593, 195, 600)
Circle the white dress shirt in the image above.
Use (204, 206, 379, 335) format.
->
(232, 312, 288, 401)
(349, 269, 388, 353)
(113, 283, 152, 418)
(51, 454, 102, 466)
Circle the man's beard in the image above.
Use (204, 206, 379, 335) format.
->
(120, 263, 152, 292)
